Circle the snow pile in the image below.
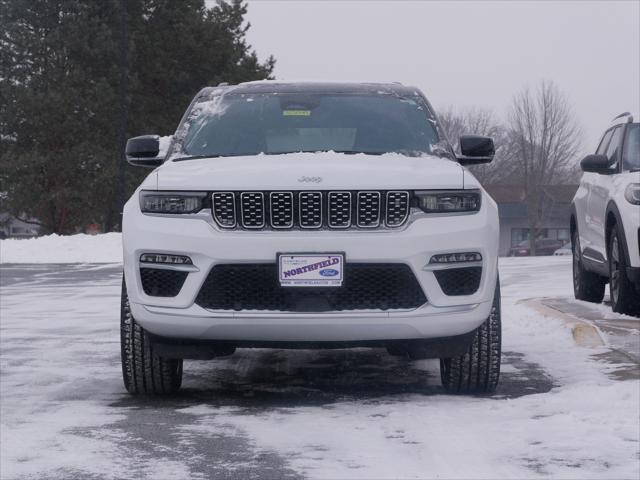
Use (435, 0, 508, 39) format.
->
(0, 233, 122, 264)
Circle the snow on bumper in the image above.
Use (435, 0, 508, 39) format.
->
(123, 198, 499, 342)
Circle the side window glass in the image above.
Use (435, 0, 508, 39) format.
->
(622, 125, 640, 171)
(596, 129, 613, 155)
(604, 127, 623, 170)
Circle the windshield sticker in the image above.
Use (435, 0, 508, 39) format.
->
(283, 110, 311, 117)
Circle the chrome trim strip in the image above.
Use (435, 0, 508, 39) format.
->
(328, 191, 352, 228)
(298, 191, 323, 229)
(423, 261, 483, 271)
(385, 191, 410, 227)
(357, 191, 381, 228)
(139, 263, 200, 272)
(582, 253, 605, 264)
(240, 192, 266, 229)
(269, 191, 294, 229)
(211, 192, 237, 229)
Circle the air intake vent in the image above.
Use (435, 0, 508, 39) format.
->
(195, 263, 427, 312)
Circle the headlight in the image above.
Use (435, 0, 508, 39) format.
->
(139, 191, 207, 214)
(624, 184, 640, 205)
(414, 190, 481, 213)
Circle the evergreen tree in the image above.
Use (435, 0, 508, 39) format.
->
(0, 0, 274, 234)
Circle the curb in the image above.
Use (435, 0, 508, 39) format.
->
(518, 298, 606, 348)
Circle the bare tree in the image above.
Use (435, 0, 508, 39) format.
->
(508, 80, 582, 254)
(438, 107, 516, 185)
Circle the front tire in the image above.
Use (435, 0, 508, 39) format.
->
(440, 280, 501, 394)
(608, 226, 640, 316)
(121, 280, 183, 395)
(572, 231, 606, 303)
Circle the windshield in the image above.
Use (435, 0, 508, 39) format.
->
(174, 93, 440, 159)
(623, 124, 640, 171)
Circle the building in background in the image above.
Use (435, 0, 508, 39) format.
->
(485, 185, 578, 256)
(0, 213, 41, 239)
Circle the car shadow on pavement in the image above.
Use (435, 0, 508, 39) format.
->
(103, 349, 556, 479)
(112, 348, 555, 410)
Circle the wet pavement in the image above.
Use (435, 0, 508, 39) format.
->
(0, 262, 637, 479)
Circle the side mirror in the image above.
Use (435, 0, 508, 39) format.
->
(580, 154, 612, 174)
(126, 135, 170, 167)
(457, 135, 495, 165)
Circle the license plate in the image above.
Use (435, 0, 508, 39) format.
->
(278, 254, 344, 287)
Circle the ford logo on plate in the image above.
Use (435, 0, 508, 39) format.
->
(319, 269, 339, 277)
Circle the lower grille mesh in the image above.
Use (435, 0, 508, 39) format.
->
(140, 268, 188, 297)
(195, 263, 427, 312)
(434, 267, 482, 296)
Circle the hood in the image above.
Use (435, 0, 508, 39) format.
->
(156, 152, 465, 191)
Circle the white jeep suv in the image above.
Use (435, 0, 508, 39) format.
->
(571, 112, 640, 315)
(121, 82, 501, 395)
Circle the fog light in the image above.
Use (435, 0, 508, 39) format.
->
(140, 253, 192, 265)
(429, 252, 482, 264)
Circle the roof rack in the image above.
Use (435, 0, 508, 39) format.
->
(611, 112, 633, 123)
(217, 82, 229, 87)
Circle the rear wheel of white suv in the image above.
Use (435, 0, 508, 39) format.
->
(440, 281, 501, 394)
(121, 280, 183, 395)
(608, 226, 640, 316)
(572, 231, 606, 303)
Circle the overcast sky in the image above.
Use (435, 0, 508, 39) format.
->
(235, 0, 639, 152)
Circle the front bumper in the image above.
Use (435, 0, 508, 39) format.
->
(123, 195, 499, 342)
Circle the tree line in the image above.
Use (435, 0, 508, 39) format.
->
(1, 1, 583, 242)
(439, 80, 583, 253)
(1, 0, 274, 234)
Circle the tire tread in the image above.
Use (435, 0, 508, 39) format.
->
(120, 279, 183, 395)
(440, 280, 501, 394)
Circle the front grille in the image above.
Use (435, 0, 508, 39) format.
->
(140, 268, 188, 297)
(210, 190, 410, 230)
(195, 263, 427, 312)
(434, 267, 482, 296)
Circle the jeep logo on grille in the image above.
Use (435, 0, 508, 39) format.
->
(298, 176, 323, 183)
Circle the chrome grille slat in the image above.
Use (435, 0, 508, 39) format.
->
(328, 191, 352, 228)
(212, 192, 236, 228)
(357, 191, 381, 227)
(269, 192, 294, 228)
(211, 190, 410, 230)
(240, 192, 265, 228)
(298, 191, 323, 228)
(385, 191, 410, 227)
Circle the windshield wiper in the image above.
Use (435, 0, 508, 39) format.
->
(264, 150, 385, 156)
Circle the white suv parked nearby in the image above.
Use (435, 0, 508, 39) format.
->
(571, 112, 640, 315)
(121, 82, 501, 395)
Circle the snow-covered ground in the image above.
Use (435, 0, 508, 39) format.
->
(0, 250, 638, 479)
(0, 233, 123, 263)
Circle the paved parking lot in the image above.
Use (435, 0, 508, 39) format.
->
(1, 259, 638, 479)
